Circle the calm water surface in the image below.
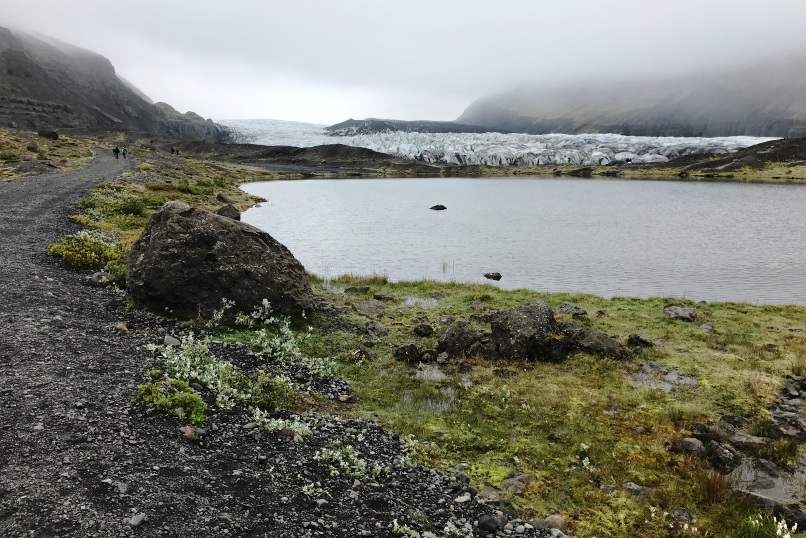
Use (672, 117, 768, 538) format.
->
(241, 178, 806, 305)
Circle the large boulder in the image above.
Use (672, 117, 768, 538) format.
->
(126, 201, 314, 320)
(488, 300, 570, 362)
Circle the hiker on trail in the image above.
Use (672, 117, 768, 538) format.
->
(170, 147, 175, 154)
(112, 146, 120, 159)
(122, 147, 128, 159)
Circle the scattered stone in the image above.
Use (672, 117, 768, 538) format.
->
(478, 514, 501, 532)
(554, 302, 587, 317)
(90, 271, 114, 284)
(483, 272, 502, 281)
(437, 323, 484, 358)
(730, 432, 771, 449)
(393, 343, 422, 363)
(37, 130, 59, 140)
(627, 334, 654, 348)
(596, 309, 608, 317)
(663, 302, 697, 322)
(164, 335, 181, 346)
(560, 324, 629, 359)
(352, 299, 385, 318)
(677, 437, 705, 454)
(215, 203, 240, 221)
(544, 515, 567, 532)
(430, 204, 447, 210)
(216, 192, 236, 204)
(501, 473, 532, 496)
(114, 321, 129, 335)
(622, 482, 652, 496)
(345, 286, 370, 294)
(413, 323, 434, 337)
(179, 425, 197, 440)
(700, 321, 715, 333)
(125, 513, 146, 527)
(59, 433, 86, 443)
(373, 293, 395, 301)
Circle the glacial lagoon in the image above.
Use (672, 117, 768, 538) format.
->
(240, 177, 806, 305)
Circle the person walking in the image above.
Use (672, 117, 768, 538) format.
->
(122, 147, 128, 159)
(112, 146, 120, 159)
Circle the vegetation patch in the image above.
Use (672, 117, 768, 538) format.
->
(136, 376, 207, 426)
(47, 229, 126, 271)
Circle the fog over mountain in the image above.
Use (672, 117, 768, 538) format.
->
(2, 1, 806, 124)
(455, 54, 806, 138)
(0, 26, 231, 141)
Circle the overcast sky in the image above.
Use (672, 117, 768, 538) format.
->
(1, 0, 805, 125)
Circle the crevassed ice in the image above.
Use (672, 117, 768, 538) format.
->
(221, 118, 775, 167)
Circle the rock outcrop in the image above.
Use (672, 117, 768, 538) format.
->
(0, 27, 231, 141)
(431, 300, 628, 362)
(126, 202, 314, 320)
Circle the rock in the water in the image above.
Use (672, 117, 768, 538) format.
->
(125, 201, 314, 320)
(483, 272, 502, 281)
(430, 204, 447, 210)
(215, 203, 240, 221)
(663, 302, 697, 322)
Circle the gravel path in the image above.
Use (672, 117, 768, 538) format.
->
(0, 153, 552, 537)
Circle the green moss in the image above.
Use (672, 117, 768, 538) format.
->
(137, 378, 207, 426)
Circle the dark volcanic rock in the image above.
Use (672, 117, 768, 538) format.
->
(430, 204, 447, 210)
(215, 203, 240, 220)
(559, 323, 629, 359)
(483, 272, 502, 281)
(126, 201, 314, 320)
(488, 301, 570, 362)
(437, 323, 484, 358)
(554, 301, 587, 317)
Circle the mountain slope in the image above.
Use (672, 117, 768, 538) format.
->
(0, 27, 230, 142)
(457, 56, 806, 138)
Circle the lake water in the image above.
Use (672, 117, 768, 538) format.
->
(240, 178, 806, 305)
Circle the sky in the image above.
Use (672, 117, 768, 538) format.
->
(1, 0, 805, 125)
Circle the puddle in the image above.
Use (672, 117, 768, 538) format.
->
(730, 456, 806, 505)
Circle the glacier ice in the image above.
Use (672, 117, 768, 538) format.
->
(221, 118, 775, 167)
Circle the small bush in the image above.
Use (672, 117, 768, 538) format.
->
(0, 150, 19, 162)
(137, 378, 207, 426)
(314, 445, 368, 478)
(48, 230, 126, 270)
(250, 371, 292, 410)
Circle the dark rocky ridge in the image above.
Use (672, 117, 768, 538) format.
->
(456, 55, 806, 138)
(0, 27, 231, 142)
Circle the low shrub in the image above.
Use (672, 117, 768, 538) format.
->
(48, 230, 126, 270)
(137, 377, 207, 426)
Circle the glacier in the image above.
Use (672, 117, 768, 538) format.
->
(221, 118, 775, 167)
